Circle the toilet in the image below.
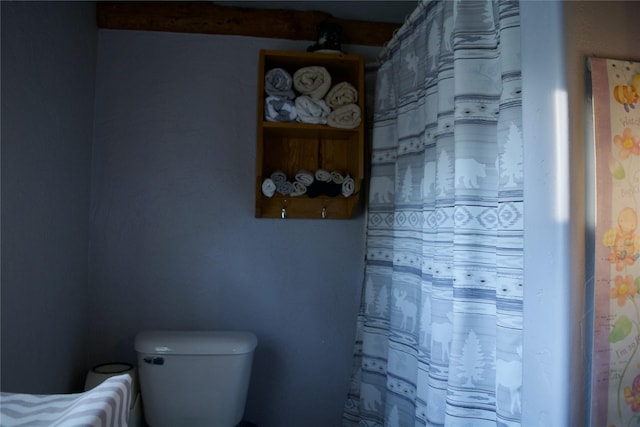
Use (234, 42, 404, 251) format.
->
(134, 330, 258, 427)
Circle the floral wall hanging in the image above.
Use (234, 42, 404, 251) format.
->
(591, 57, 640, 427)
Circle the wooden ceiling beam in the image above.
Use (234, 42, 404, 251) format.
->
(96, 2, 399, 47)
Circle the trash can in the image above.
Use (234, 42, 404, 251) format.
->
(85, 362, 137, 396)
(85, 362, 143, 427)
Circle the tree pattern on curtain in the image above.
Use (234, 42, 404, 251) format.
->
(343, 1, 522, 426)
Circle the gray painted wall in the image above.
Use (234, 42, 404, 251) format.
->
(521, 2, 572, 425)
(5, 1, 640, 426)
(89, 30, 377, 426)
(1, 2, 97, 393)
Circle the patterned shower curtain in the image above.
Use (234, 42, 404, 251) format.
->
(343, 1, 523, 426)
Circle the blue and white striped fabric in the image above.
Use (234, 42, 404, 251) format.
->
(0, 374, 131, 427)
(343, 1, 523, 426)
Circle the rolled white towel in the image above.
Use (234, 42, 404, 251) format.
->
(265, 68, 295, 99)
(265, 96, 297, 122)
(293, 66, 332, 100)
(270, 170, 287, 183)
(291, 181, 307, 196)
(327, 104, 361, 129)
(342, 175, 355, 197)
(330, 171, 345, 184)
(315, 168, 332, 182)
(325, 81, 358, 109)
(276, 180, 294, 195)
(262, 178, 276, 198)
(295, 170, 315, 186)
(295, 96, 330, 124)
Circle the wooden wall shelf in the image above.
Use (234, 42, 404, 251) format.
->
(255, 50, 365, 219)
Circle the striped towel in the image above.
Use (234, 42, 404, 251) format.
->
(0, 374, 132, 427)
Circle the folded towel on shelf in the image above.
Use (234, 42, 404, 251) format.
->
(315, 168, 332, 182)
(276, 180, 294, 195)
(265, 68, 295, 99)
(327, 104, 361, 129)
(262, 178, 276, 198)
(342, 175, 355, 197)
(325, 82, 358, 109)
(291, 181, 307, 196)
(265, 96, 297, 122)
(307, 181, 342, 198)
(295, 96, 331, 124)
(331, 171, 345, 184)
(293, 66, 332, 100)
(295, 169, 315, 186)
(270, 170, 287, 183)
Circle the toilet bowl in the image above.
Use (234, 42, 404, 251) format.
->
(135, 330, 258, 427)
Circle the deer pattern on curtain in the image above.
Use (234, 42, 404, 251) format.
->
(343, 1, 523, 426)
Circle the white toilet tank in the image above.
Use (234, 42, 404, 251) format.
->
(135, 330, 258, 427)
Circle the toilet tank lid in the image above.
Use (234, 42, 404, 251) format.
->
(134, 331, 257, 355)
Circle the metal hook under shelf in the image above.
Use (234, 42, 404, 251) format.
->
(281, 200, 287, 219)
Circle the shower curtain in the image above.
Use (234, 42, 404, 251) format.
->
(343, 1, 522, 426)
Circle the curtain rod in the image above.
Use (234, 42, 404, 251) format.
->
(364, 0, 426, 72)
(377, 0, 426, 62)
